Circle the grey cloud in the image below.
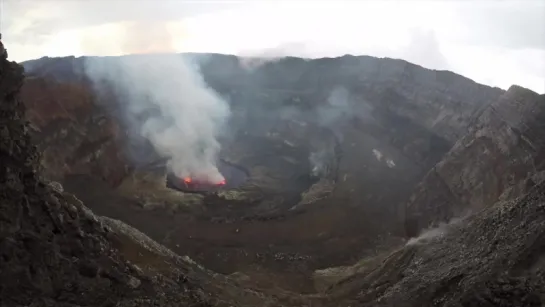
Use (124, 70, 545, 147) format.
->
(240, 42, 313, 58)
(4, 0, 241, 44)
(238, 42, 313, 70)
(452, 1, 545, 50)
(401, 29, 450, 70)
(78, 20, 177, 55)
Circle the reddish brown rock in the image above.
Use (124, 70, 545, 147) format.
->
(20, 77, 128, 186)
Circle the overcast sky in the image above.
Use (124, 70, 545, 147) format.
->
(2, 0, 545, 93)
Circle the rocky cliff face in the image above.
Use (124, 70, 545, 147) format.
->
(405, 85, 545, 236)
(20, 76, 128, 186)
(324, 180, 545, 307)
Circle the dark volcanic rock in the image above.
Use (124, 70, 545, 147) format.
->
(405, 86, 545, 234)
(327, 180, 545, 306)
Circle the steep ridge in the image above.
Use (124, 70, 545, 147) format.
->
(325, 179, 545, 306)
(405, 86, 545, 236)
(21, 76, 129, 186)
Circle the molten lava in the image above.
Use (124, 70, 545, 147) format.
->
(166, 161, 247, 193)
(182, 176, 226, 187)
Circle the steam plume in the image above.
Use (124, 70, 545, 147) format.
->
(307, 86, 353, 177)
(309, 149, 333, 177)
(316, 86, 351, 128)
(84, 53, 230, 183)
(406, 216, 465, 246)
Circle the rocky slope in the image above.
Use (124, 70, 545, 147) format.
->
(404, 86, 545, 236)
(322, 180, 545, 306)
(21, 75, 129, 186)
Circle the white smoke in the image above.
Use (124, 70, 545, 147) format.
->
(84, 53, 230, 183)
(237, 42, 310, 71)
(309, 149, 330, 177)
(316, 86, 351, 127)
(406, 216, 464, 246)
(307, 86, 352, 177)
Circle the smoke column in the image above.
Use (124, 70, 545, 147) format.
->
(84, 53, 230, 183)
(306, 86, 352, 177)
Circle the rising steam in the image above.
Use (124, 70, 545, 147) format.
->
(406, 216, 465, 246)
(307, 86, 353, 177)
(84, 54, 230, 183)
(316, 86, 352, 128)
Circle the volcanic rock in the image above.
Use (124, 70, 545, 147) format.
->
(325, 180, 545, 306)
(405, 85, 545, 236)
(20, 75, 128, 186)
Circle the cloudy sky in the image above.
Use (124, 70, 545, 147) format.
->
(2, 0, 545, 93)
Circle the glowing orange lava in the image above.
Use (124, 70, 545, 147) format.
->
(182, 176, 226, 186)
